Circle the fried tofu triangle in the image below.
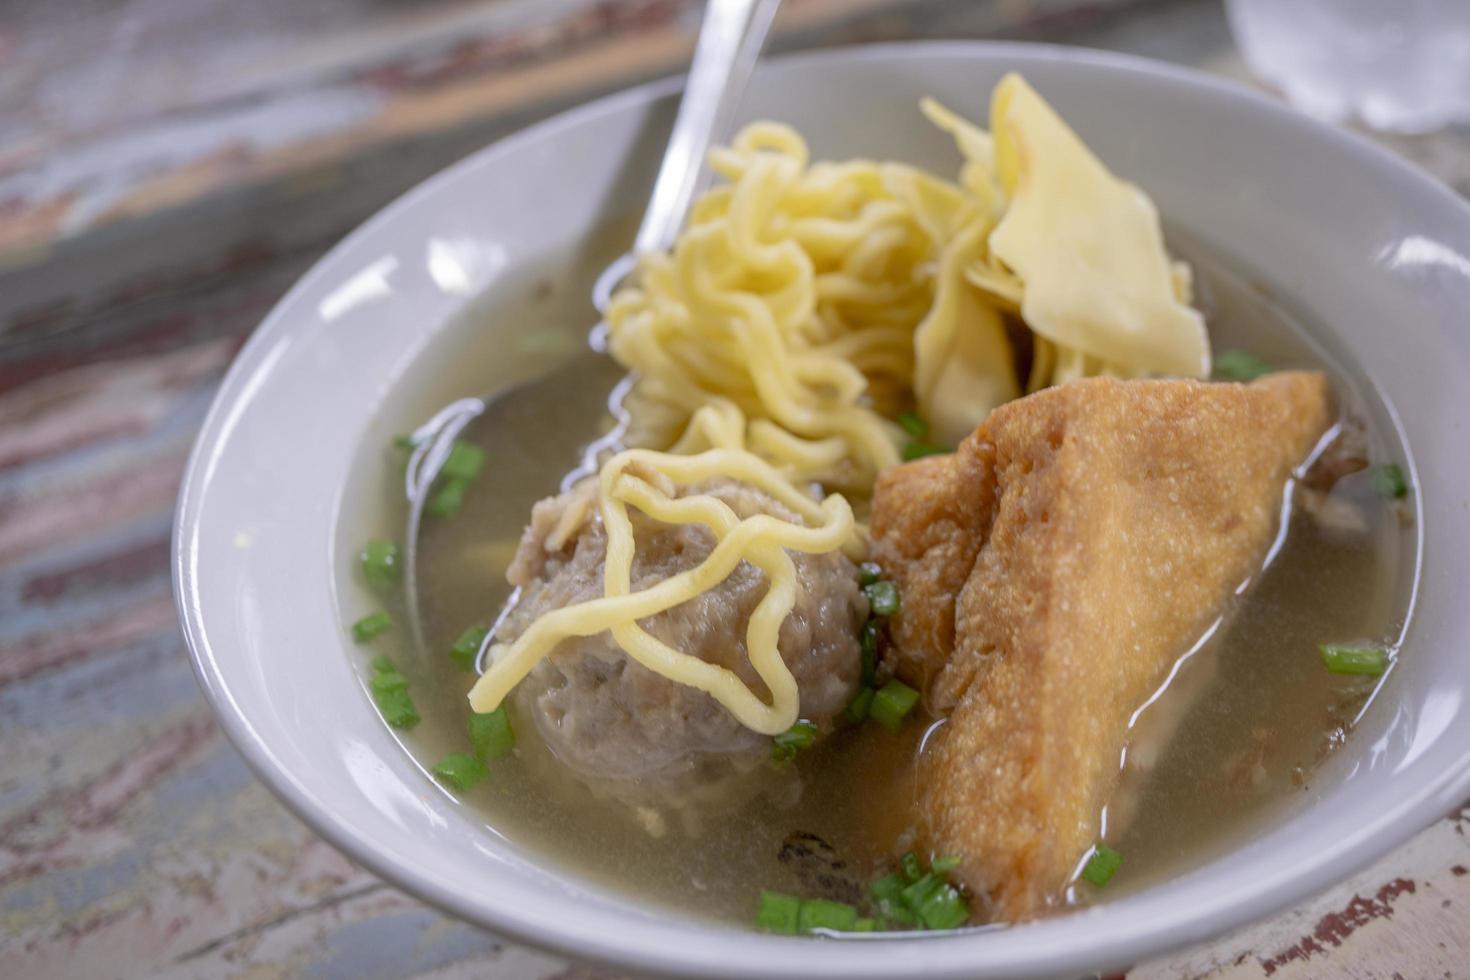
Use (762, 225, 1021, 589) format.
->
(870, 372, 1332, 920)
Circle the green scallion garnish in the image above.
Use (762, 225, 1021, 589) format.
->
(1320, 643, 1389, 677)
(351, 610, 393, 643)
(897, 411, 929, 439)
(860, 620, 879, 684)
(375, 688, 420, 729)
(1369, 463, 1408, 500)
(931, 854, 962, 874)
(798, 898, 858, 933)
(442, 441, 486, 482)
(915, 880, 969, 930)
(871, 679, 920, 731)
(870, 872, 905, 903)
(449, 625, 489, 671)
(902, 441, 949, 462)
(470, 706, 515, 759)
(857, 561, 883, 586)
(359, 539, 401, 591)
(1082, 844, 1122, 887)
(877, 900, 916, 928)
(1212, 349, 1273, 382)
(756, 890, 802, 934)
(427, 476, 471, 518)
(898, 871, 941, 911)
(772, 719, 818, 762)
(845, 687, 875, 723)
(369, 670, 408, 695)
(432, 752, 488, 791)
(899, 851, 923, 883)
(864, 580, 900, 618)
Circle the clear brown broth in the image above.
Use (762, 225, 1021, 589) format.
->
(342, 222, 1413, 928)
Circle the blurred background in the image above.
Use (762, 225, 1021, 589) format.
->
(1, 1, 1467, 978)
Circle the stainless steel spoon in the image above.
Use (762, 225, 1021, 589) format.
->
(401, 0, 782, 657)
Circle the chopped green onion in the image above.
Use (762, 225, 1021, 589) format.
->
(369, 670, 408, 695)
(772, 720, 819, 761)
(860, 620, 879, 684)
(871, 679, 920, 731)
(470, 706, 515, 759)
(442, 441, 486, 482)
(427, 476, 471, 518)
(374, 687, 420, 729)
(897, 411, 929, 439)
(351, 610, 393, 643)
(1082, 844, 1122, 887)
(899, 872, 941, 911)
(359, 539, 401, 591)
(449, 625, 489, 671)
(432, 752, 488, 791)
(857, 561, 883, 587)
(370, 655, 396, 674)
(871, 872, 905, 903)
(863, 580, 900, 618)
(798, 898, 858, 933)
(852, 917, 877, 933)
(845, 687, 875, 723)
(756, 890, 801, 934)
(1320, 643, 1389, 677)
(902, 441, 949, 461)
(1369, 463, 1408, 500)
(900, 851, 923, 883)
(1212, 349, 1273, 382)
(877, 900, 916, 928)
(915, 881, 969, 930)
(931, 854, 962, 874)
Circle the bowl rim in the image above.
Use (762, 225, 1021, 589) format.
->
(175, 38, 1470, 979)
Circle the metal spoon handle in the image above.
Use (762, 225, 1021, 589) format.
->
(633, 0, 781, 256)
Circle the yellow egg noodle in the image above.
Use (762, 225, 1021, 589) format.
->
(469, 73, 1208, 735)
(466, 438, 856, 734)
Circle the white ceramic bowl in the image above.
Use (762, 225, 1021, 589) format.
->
(175, 42, 1470, 979)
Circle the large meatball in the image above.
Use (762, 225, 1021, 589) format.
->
(496, 477, 866, 805)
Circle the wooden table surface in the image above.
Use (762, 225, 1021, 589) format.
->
(2, 1, 1467, 977)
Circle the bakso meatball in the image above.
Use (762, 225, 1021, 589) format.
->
(496, 477, 866, 804)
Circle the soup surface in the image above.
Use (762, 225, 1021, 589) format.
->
(337, 222, 1414, 927)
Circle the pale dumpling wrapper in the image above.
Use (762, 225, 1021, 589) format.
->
(985, 73, 1210, 379)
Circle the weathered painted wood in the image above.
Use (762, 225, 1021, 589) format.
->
(1, 1, 1466, 977)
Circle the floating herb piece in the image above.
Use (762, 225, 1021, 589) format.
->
(1369, 462, 1408, 500)
(798, 898, 858, 933)
(871, 679, 920, 731)
(433, 752, 488, 791)
(897, 411, 929, 439)
(442, 441, 486, 482)
(359, 539, 400, 591)
(864, 580, 900, 618)
(902, 441, 949, 461)
(1212, 349, 1273, 382)
(1320, 643, 1389, 677)
(427, 476, 471, 518)
(1082, 844, 1122, 887)
(351, 610, 393, 644)
(756, 890, 801, 934)
(470, 706, 515, 760)
(772, 720, 819, 762)
(449, 625, 489, 671)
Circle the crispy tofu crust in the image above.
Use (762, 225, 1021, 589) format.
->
(871, 372, 1333, 920)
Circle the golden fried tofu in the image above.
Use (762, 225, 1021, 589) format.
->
(871, 372, 1332, 920)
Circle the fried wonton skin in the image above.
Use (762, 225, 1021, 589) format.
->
(870, 372, 1332, 920)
